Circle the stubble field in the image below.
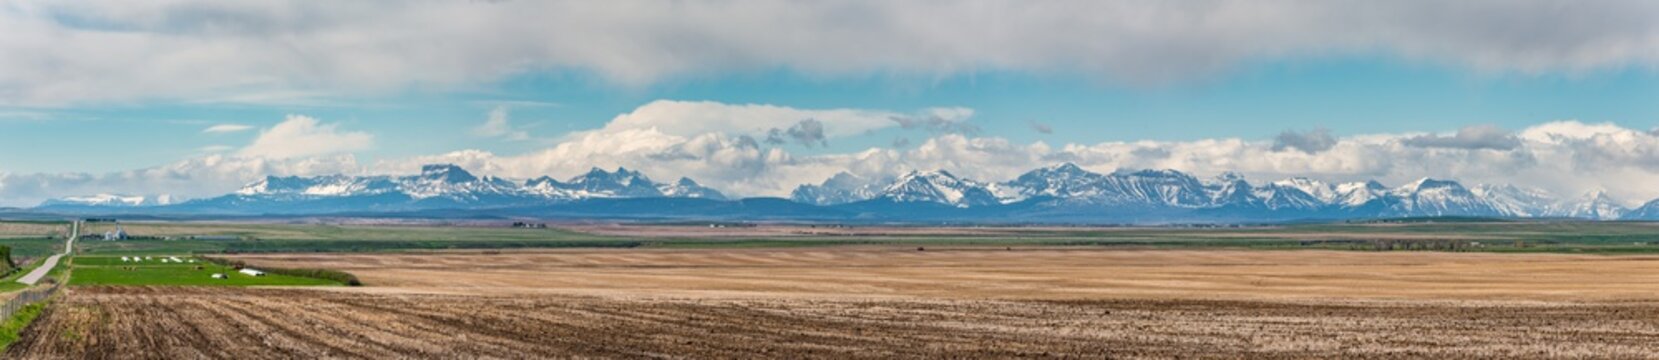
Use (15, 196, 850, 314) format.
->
(12, 247, 1659, 358)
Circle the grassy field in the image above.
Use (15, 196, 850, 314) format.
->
(0, 238, 65, 260)
(66, 256, 340, 286)
(0, 300, 45, 353)
(75, 222, 637, 254)
(0, 221, 65, 260)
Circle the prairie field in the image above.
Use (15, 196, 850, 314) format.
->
(12, 247, 1659, 358)
(61, 220, 1659, 255)
(0, 222, 64, 239)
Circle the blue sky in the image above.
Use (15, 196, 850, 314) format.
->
(8, 58, 1655, 174)
(2, 1, 1659, 206)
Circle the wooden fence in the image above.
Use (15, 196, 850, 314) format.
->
(0, 282, 59, 321)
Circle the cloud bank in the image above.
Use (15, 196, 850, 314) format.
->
(5, 101, 1659, 208)
(3, 0, 1658, 105)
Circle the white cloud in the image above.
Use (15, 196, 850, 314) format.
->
(1401, 124, 1520, 150)
(0, 155, 363, 207)
(368, 103, 1659, 207)
(472, 106, 530, 141)
(599, 100, 913, 139)
(3, 1, 1657, 105)
(202, 124, 252, 134)
(237, 115, 373, 159)
(1272, 128, 1337, 154)
(197, 145, 234, 153)
(10, 100, 1659, 210)
(373, 116, 1659, 208)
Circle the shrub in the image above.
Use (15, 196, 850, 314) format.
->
(197, 256, 362, 286)
(0, 246, 13, 273)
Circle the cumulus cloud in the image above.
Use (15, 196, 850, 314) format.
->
(764, 119, 828, 147)
(361, 102, 1659, 207)
(11, 100, 1659, 210)
(890, 108, 979, 135)
(237, 115, 373, 159)
(201, 124, 252, 134)
(1272, 128, 1337, 153)
(0, 155, 363, 207)
(1401, 124, 1520, 150)
(7, 1, 1658, 105)
(600, 100, 904, 139)
(472, 106, 530, 141)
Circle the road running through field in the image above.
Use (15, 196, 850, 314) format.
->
(17, 221, 75, 285)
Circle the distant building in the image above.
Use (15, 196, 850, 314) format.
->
(102, 221, 128, 240)
(511, 222, 548, 229)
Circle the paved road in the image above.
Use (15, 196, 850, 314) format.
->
(17, 221, 74, 285)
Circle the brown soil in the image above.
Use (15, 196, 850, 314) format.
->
(235, 248, 1659, 301)
(14, 248, 1659, 358)
(12, 286, 1659, 359)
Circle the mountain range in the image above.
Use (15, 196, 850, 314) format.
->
(32, 163, 1659, 223)
(788, 163, 1639, 221)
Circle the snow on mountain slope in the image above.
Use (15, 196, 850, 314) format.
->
(658, 178, 727, 200)
(876, 170, 1000, 208)
(790, 172, 888, 206)
(41, 194, 177, 207)
(1623, 198, 1659, 220)
(1388, 178, 1502, 217)
(1552, 191, 1628, 220)
(1204, 172, 1266, 208)
(1003, 163, 1110, 202)
(1271, 178, 1339, 204)
(1470, 184, 1556, 217)
(194, 164, 724, 211)
(1095, 169, 1211, 207)
(41, 162, 1657, 223)
(1335, 181, 1389, 208)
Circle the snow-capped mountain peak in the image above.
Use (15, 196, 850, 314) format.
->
(657, 177, 727, 200)
(1272, 178, 1337, 203)
(1554, 190, 1628, 220)
(559, 167, 662, 197)
(879, 170, 1000, 208)
(40, 193, 177, 207)
(41, 163, 1659, 223)
(1005, 163, 1108, 200)
(1387, 178, 1500, 217)
(1471, 184, 1555, 217)
(419, 164, 478, 183)
(790, 172, 888, 206)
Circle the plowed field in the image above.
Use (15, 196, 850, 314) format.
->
(12, 248, 1659, 358)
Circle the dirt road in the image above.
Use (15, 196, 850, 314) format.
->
(17, 221, 73, 285)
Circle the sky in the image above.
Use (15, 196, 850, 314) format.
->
(2, 0, 1659, 207)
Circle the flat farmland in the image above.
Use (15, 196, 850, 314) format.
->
(230, 247, 1659, 301)
(12, 248, 1659, 358)
(0, 221, 64, 239)
(13, 286, 1659, 359)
